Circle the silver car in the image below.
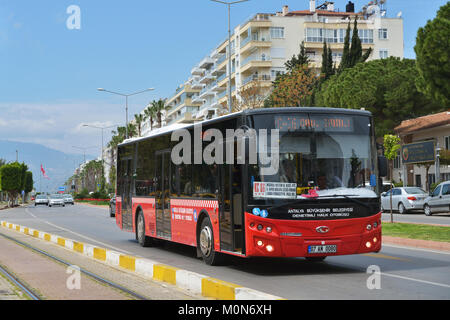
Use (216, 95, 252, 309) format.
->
(34, 195, 49, 206)
(424, 181, 450, 216)
(48, 194, 65, 207)
(381, 187, 428, 214)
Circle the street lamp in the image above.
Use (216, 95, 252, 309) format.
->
(97, 87, 155, 139)
(210, 0, 250, 114)
(72, 146, 97, 165)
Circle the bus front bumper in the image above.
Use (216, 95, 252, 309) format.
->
(244, 212, 382, 258)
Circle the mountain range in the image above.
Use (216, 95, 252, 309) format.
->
(0, 140, 96, 193)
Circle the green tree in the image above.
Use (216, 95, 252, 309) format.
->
(151, 99, 170, 128)
(384, 134, 401, 223)
(266, 65, 318, 108)
(414, 2, 450, 106)
(134, 113, 144, 137)
(0, 162, 23, 207)
(285, 41, 309, 72)
(143, 104, 156, 131)
(338, 18, 372, 73)
(315, 57, 444, 137)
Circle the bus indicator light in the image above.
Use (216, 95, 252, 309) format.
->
(266, 245, 274, 252)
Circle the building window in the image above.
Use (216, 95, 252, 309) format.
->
(445, 136, 450, 150)
(379, 49, 388, 59)
(378, 28, 388, 40)
(358, 29, 374, 44)
(270, 27, 285, 39)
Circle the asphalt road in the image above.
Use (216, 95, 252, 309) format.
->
(1, 204, 449, 300)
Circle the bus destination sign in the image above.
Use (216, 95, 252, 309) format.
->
(275, 115, 353, 132)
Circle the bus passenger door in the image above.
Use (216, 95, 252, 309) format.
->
(219, 163, 244, 254)
(155, 151, 172, 239)
(121, 158, 133, 232)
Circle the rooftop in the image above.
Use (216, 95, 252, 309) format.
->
(394, 111, 450, 135)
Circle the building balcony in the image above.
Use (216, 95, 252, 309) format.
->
(240, 55, 272, 73)
(241, 74, 272, 87)
(240, 35, 272, 54)
(191, 66, 205, 76)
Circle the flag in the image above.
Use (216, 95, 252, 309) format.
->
(41, 164, 50, 180)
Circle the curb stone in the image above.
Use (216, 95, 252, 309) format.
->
(0, 220, 283, 300)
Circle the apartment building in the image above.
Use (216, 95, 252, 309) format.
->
(164, 0, 404, 125)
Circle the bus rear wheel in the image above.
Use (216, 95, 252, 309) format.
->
(198, 217, 223, 266)
(136, 211, 153, 247)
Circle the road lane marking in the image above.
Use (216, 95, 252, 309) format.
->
(381, 272, 450, 289)
(24, 208, 133, 255)
(362, 253, 410, 261)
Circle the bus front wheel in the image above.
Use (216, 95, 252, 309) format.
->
(198, 217, 223, 266)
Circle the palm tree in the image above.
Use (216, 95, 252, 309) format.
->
(134, 113, 144, 137)
(143, 103, 156, 131)
(152, 98, 170, 128)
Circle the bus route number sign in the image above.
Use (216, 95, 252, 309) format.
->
(275, 115, 353, 132)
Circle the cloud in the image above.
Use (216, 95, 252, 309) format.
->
(0, 101, 125, 155)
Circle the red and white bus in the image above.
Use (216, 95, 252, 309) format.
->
(115, 108, 387, 265)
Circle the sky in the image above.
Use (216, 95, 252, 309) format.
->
(0, 0, 447, 156)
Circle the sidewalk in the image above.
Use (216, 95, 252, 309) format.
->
(383, 236, 450, 252)
(0, 226, 199, 300)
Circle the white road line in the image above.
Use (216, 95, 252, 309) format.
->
(383, 243, 450, 255)
(381, 272, 450, 289)
(24, 207, 134, 255)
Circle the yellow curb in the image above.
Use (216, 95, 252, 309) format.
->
(15, 225, 20, 231)
(153, 264, 179, 285)
(44, 233, 51, 242)
(57, 237, 66, 247)
(93, 247, 106, 261)
(24, 228, 29, 235)
(73, 242, 84, 253)
(202, 277, 242, 300)
(119, 255, 136, 271)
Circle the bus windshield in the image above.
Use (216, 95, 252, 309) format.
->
(248, 112, 378, 204)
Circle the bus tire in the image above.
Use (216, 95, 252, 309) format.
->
(198, 217, 223, 266)
(136, 211, 153, 247)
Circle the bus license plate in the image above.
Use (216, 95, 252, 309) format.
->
(308, 245, 337, 254)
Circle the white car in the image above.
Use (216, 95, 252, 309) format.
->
(424, 181, 450, 216)
(63, 194, 74, 205)
(48, 194, 65, 207)
(381, 187, 428, 214)
(34, 195, 49, 206)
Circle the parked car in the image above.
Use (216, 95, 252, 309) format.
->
(63, 194, 74, 205)
(381, 187, 428, 214)
(423, 181, 450, 216)
(34, 195, 49, 206)
(109, 196, 116, 218)
(48, 194, 65, 207)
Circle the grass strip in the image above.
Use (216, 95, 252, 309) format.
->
(382, 222, 450, 243)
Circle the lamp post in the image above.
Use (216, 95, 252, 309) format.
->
(436, 145, 441, 185)
(97, 88, 155, 139)
(210, 0, 249, 114)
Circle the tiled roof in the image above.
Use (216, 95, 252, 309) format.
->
(394, 111, 450, 135)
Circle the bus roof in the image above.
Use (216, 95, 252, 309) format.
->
(119, 107, 371, 147)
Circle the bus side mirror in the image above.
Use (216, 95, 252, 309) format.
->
(378, 155, 388, 177)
